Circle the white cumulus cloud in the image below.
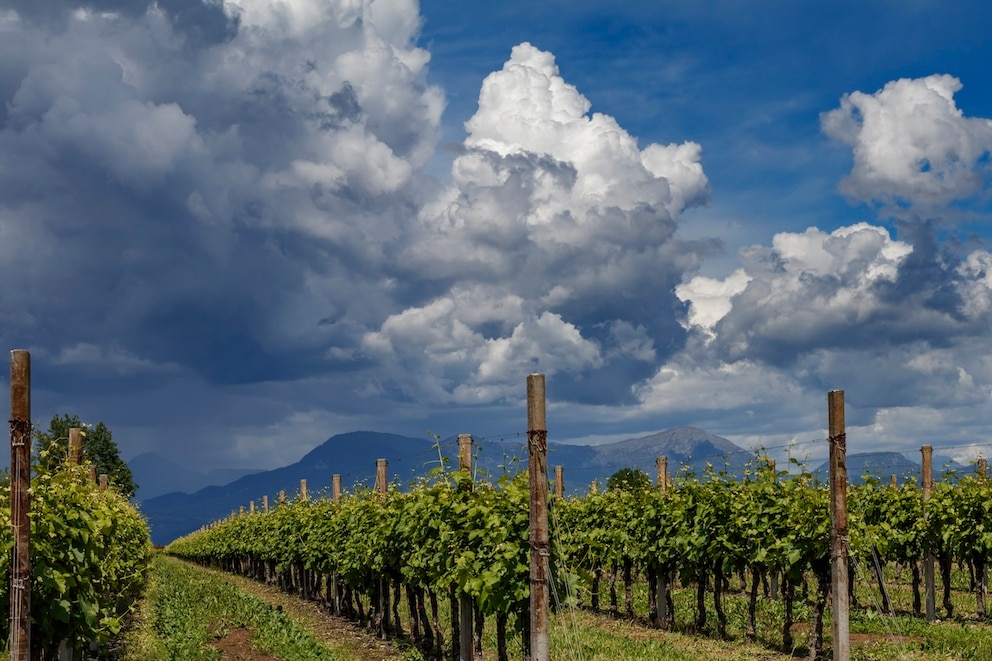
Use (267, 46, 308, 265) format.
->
(822, 74, 992, 208)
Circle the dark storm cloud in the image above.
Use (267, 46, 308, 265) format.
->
(0, 0, 443, 388)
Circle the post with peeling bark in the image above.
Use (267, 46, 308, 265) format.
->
(9, 350, 31, 661)
(68, 427, 83, 465)
(656, 456, 668, 496)
(527, 374, 549, 661)
(828, 390, 850, 661)
(458, 434, 474, 661)
(922, 444, 936, 621)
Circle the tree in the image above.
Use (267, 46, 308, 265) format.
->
(606, 467, 652, 492)
(34, 414, 138, 498)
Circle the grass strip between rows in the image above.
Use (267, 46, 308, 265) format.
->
(123, 554, 358, 660)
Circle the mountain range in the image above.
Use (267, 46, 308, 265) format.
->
(138, 426, 754, 545)
(137, 427, 976, 546)
(811, 451, 968, 485)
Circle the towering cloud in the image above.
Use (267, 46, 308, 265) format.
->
(364, 43, 712, 404)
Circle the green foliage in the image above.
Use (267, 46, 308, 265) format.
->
(0, 463, 152, 657)
(34, 414, 138, 498)
(606, 467, 652, 492)
(165, 457, 992, 649)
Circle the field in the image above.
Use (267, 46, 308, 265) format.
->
(109, 554, 992, 660)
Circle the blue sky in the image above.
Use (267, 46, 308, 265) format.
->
(2, 0, 992, 477)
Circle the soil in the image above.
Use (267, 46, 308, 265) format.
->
(210, 627, 280, 661)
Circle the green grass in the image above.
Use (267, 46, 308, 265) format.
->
(122, 554, 356, 660)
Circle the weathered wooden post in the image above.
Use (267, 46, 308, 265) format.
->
(922, 444, 935, 621)
(655, 455, 671, 628)
(527, 374, 549, 661)
(458, 434, 474, 661)
(262, 495, 269, 513)
(769, 458, 779, 601)
(376, 459, 388, 501)
(299, 479, 309, 501)
(375, 458, 389, 638)
(250, 501, 256, 514)
(278, 489, 286, 505)
(828, 390, 850, 661)
(331, 473, 342, 614)
(99, 474, 109, 492)
(88, 464, 97, 484)
(656, 456, 668, 496)
(9, 350, 31, 661)
(978, 457, 987, 482)
(68, 427, 83, 465)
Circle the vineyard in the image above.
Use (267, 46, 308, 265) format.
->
(167, 456, 992, 660)
(0, 463, 153, 659)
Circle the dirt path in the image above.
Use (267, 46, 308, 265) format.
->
(195, 565, 405, 661)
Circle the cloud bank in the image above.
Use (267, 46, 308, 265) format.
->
(666, 74, 992, 454)
(1, 3, 715, 464)
(2, 0, 991, 470)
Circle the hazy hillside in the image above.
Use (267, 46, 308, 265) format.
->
(131, 452, 263, 501)
(812, 451, 967, 485)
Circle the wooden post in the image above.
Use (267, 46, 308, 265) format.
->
(590, 480, 599, 494)
(828, 390, 850, 661)
(527, 374, 549, 661)
(262, 495, 269, 513)
(655, 455, 671, 627)
(9, 350, 31, 661)
(457, 434, 474, 661)
(87, 465, 96, 484)
(250, 501, 256, 514)
(67, 427, 83, 465)
(458, 434, 473, 478)
(554, 465, 564, 499)
(769, 459, 779, 601)
(978, 457, 987, 482)
(299, 479, 308, 501)
(278, 490, 286, 505)
(922, 444, 935, 621)
(239, 505, 245, 515)
(373, 458, 390, 638)
(376, 459, 387, 501)
(331, 472, 342, 614)
(656, 456, 668, 496)
(891, 474, 898, 488)
(99, 474, 109, 492)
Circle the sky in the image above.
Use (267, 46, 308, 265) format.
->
(2, 0, 992, 476)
